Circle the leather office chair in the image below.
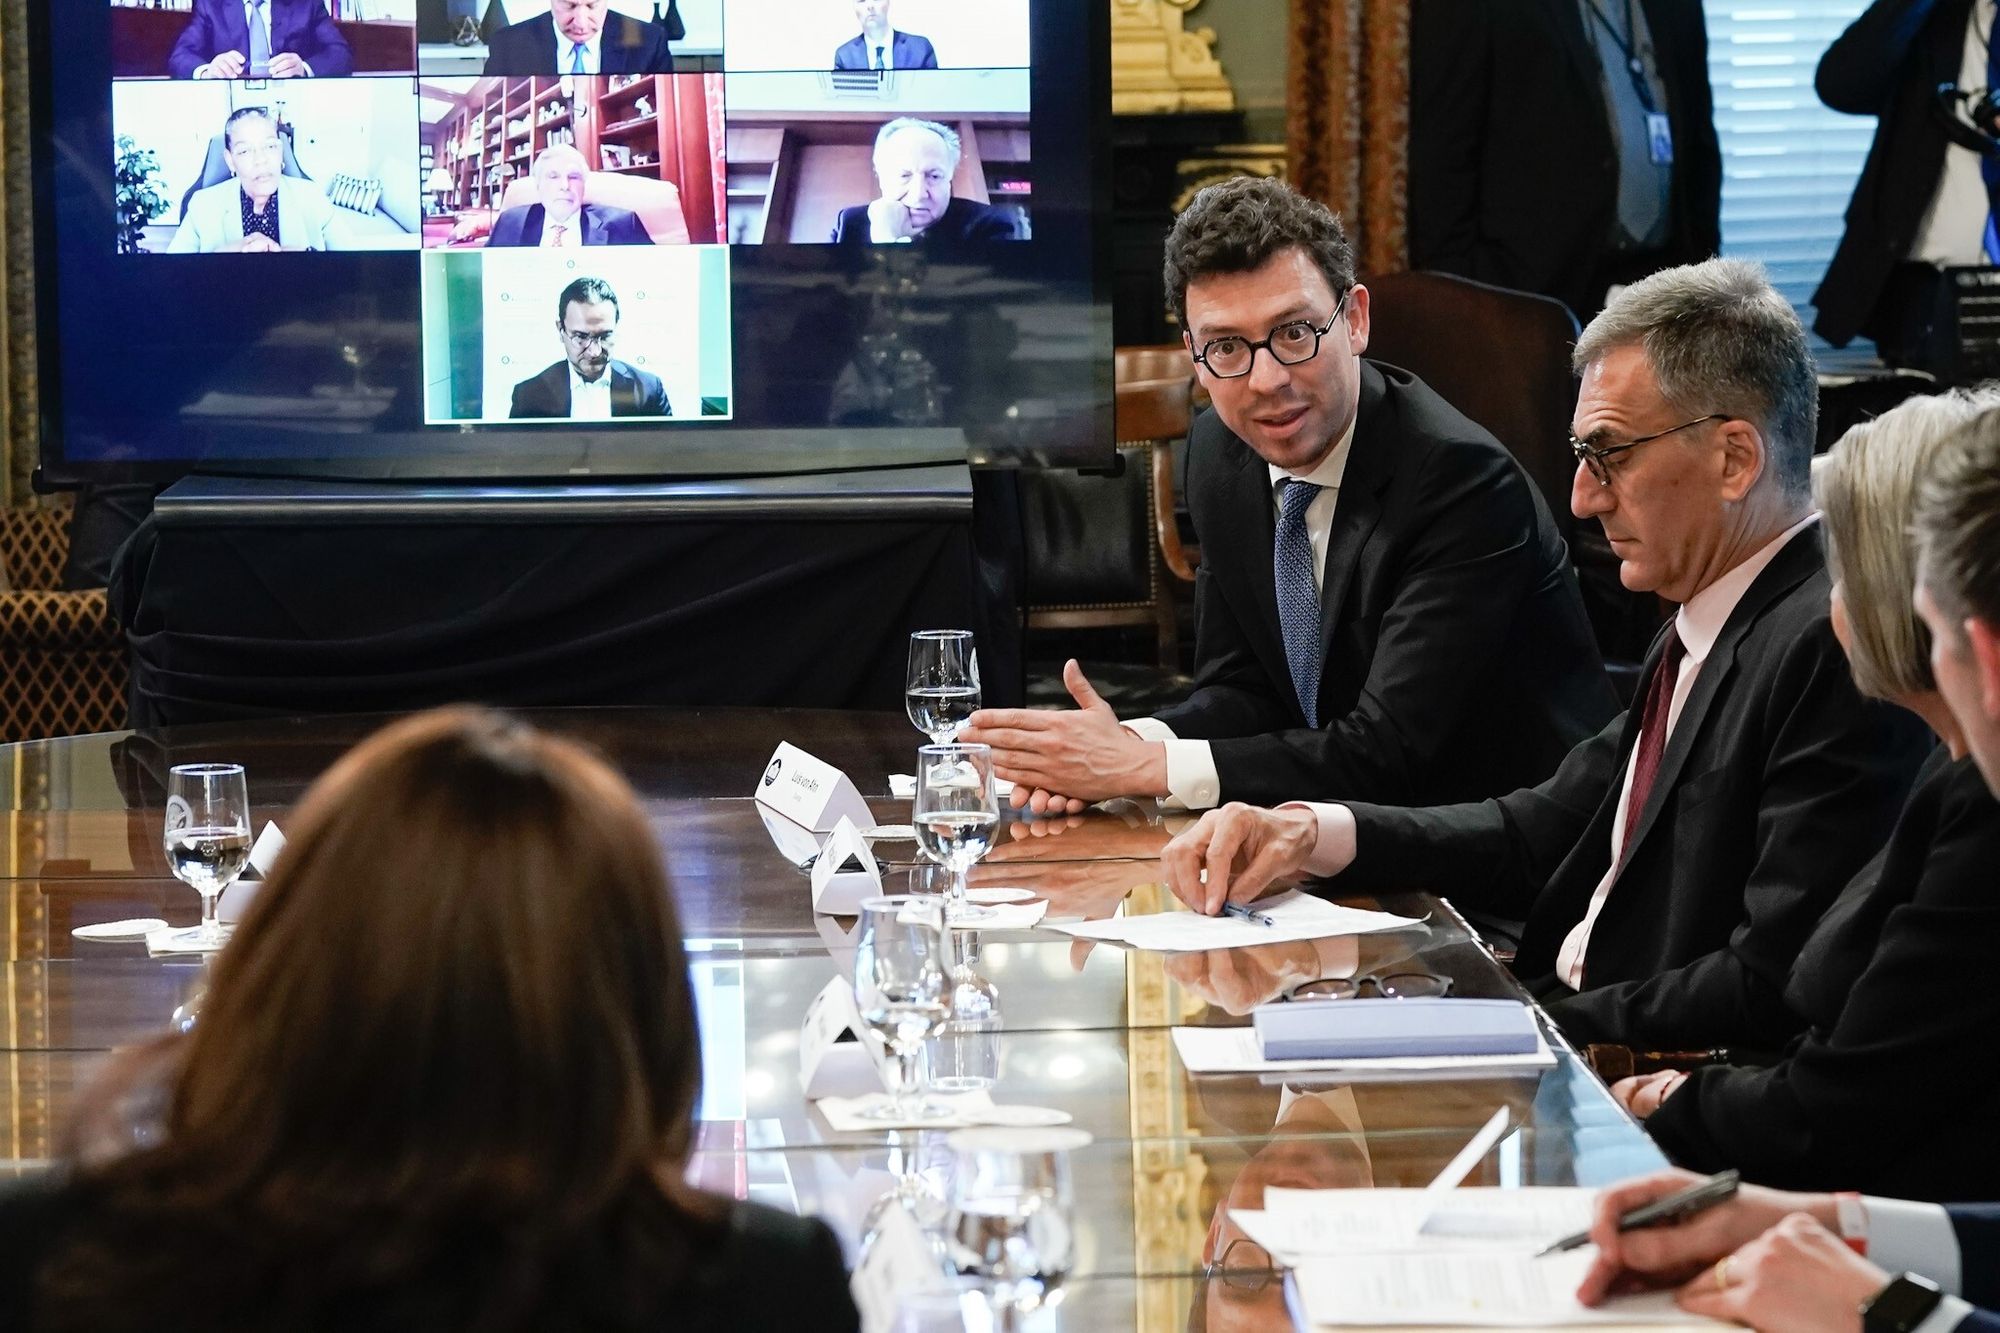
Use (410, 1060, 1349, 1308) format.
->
(1362, 270, 1667, 689)
(1018, 348, 1200, 672)
(0, 504, 126, 742)
(452, 172, 692, 245)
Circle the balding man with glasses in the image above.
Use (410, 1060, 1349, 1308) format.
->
(964, 175, 1613, 817)
(1159, 257, 1933, 1053)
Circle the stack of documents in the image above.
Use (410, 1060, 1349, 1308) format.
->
(1045, 889, 1423, 952)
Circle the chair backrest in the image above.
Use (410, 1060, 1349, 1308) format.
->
(1115, 343, 1190, 386)
(502, 172, 691, 245)
(0, 507, 73, 592)
(1362, 270, 1581, 534)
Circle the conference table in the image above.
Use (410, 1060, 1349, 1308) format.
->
(0, 707, 1672, 1331)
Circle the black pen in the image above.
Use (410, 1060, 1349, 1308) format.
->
(1536, 1169, 1741, 1257)
(1220, 901, 1276, 927)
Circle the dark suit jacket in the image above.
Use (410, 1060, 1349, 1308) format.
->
(829, 197, 1020, 246)
(1644, 750, 2000, 1199)
(1408, 0, 1721, 316)
(167, 0, 353, 77)
(483, 12, 672, 74)
(1331, 525, 1934, 1050)
(0, 1174, 859, 1332)
(833, 30, 939, 69)
(509, 360, 671, 420)
(1810, 0, 1973, 346)
(1151, 361, 1615, 809)
(1950, 1207, 2000, 1317)
(487, 202, 653, 247)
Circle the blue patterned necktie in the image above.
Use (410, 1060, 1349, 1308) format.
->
(1275, 479, 1324, 728)
(247, 0, 271, 74)
(1986, 15, 2000, 261)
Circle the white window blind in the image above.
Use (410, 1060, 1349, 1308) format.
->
(1702, 2, 1875, 320)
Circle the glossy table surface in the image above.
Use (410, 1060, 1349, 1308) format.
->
(0, 708, 1668, 1332)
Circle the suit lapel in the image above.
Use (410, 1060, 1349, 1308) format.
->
(523, 204, 545, 247)
(1548, 0, 1602, 87)
(1221, 432, 1286, 674)
(579, 205, 600, 246)
(1314, 363, 1391, 669)
(608, 363, 636, 416)
(1616, 525, 1823, 865)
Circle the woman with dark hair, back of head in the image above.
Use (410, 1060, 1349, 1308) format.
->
(0, 707, 860, 1333)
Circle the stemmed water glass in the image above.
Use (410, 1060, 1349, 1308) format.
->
(852, 895, 953, 1124)
(907, 630, 981, 744)
(914, 743, 998, 925)
(945, 1126, 1087, 1326)
(161, 763, 251, 952)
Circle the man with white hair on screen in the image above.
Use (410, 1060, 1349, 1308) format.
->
(828, 118, 1019, 246)
(463, 144, 653, 247)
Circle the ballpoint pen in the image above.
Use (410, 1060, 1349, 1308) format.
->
(1220, 901, 1277, 927)
(1536, 1169, 1741, 1257)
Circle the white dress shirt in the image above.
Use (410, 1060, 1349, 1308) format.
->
(557, 31, 602, 74)
(1865, 1197, 1974, 1332)
(192, 0, 317, 78)
(1910, 0, 1999, 264)
(1291, 515, 1822, 914)
(569, 366, 613, 420)
(539, 208, 582, 247)
(1121, 416, 1358, 810)
(1551, 512, 1819, 987)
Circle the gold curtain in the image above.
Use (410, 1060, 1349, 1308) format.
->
(0, 2, 37, 509)
(1286, 0, 1409, 277)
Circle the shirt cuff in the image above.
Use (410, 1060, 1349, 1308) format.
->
(1282, 801, 1356, 878)
(1912, 1295, 1974, 1333)
(1866, 1197, 1962, 1295)
(1121, 720, 1221, 810)
(192, 62, 213, 78)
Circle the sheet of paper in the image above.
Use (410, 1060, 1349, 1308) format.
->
(1291, 1247, 1718, 1327)
(1044, 889, 1422, 952)
(1171, 1024, 1556, 1080)
(1239, 1188, 1597, 1262)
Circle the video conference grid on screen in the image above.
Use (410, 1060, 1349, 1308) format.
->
(80, 0, 1042, 441)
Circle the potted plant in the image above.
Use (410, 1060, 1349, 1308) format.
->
(113, 135, 168, 255)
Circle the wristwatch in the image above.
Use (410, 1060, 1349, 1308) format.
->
(1861, 1273, 1944, 1333)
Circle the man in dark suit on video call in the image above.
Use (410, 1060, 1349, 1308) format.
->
(168, 0, 355, 78)
(484, 0, 673, 75)
(510, 277, 672, 420)
(472, 145, 653, 247)
(833, 0, 938, 70)
(829, 118, 1018, 245)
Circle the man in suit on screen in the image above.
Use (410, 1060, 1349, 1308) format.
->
(828, 119, 1019, 246)
(168, 107, 340, 252)
(472, 145, 653, 247)
(484, 0, 673, 74)
(1152, 256, 1934, 1053)
(168, 0, 355, 78)
(833, 0, 938, 70)
(509, 277, 672, 420)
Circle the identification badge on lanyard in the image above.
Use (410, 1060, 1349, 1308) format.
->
(1646, 111, 1674, 166)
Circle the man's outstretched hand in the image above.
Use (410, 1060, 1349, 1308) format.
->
(961, 659, 1167, 810)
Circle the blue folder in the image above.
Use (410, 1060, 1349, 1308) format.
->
(1251, 997, 1541, 1061)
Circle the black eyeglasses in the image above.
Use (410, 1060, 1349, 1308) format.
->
(560, 327, 617, 350)
(1192, 291, 1349, 380)
(1569, 413, 1729, 486)
(1205, 1236, 1278, 1291)
(1286, 971, 1452, 1000)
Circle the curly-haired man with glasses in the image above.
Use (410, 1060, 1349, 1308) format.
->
(1159, 256, 1935, 1053)
(964, 175, 1613, 821)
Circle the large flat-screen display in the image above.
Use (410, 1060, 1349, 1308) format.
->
(34, 1, 1109, 484)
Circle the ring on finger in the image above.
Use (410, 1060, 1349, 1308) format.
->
(1712, 1256, 1735, 1292)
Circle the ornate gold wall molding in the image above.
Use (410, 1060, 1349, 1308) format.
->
(1, 3, 40, 510)
(1112, 0, 1236, 116)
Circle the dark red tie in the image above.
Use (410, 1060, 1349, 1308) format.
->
(1620, 624, 1687, 861)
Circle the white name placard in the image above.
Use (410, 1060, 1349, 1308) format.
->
(800, 976, 890, 1100)
(850, 1196, 953, 1333)
(810, 817, 884, 915)
(754, 742, 874, 833)
(219, 821, 286, 923)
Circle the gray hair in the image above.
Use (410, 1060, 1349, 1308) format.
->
(1811, 389, 2000, 698)
(533, 143, 588, 177)
(873, 117, 961, 173)
(1913, 394, 2000, 632)
(1573, 259, 1817, 502)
